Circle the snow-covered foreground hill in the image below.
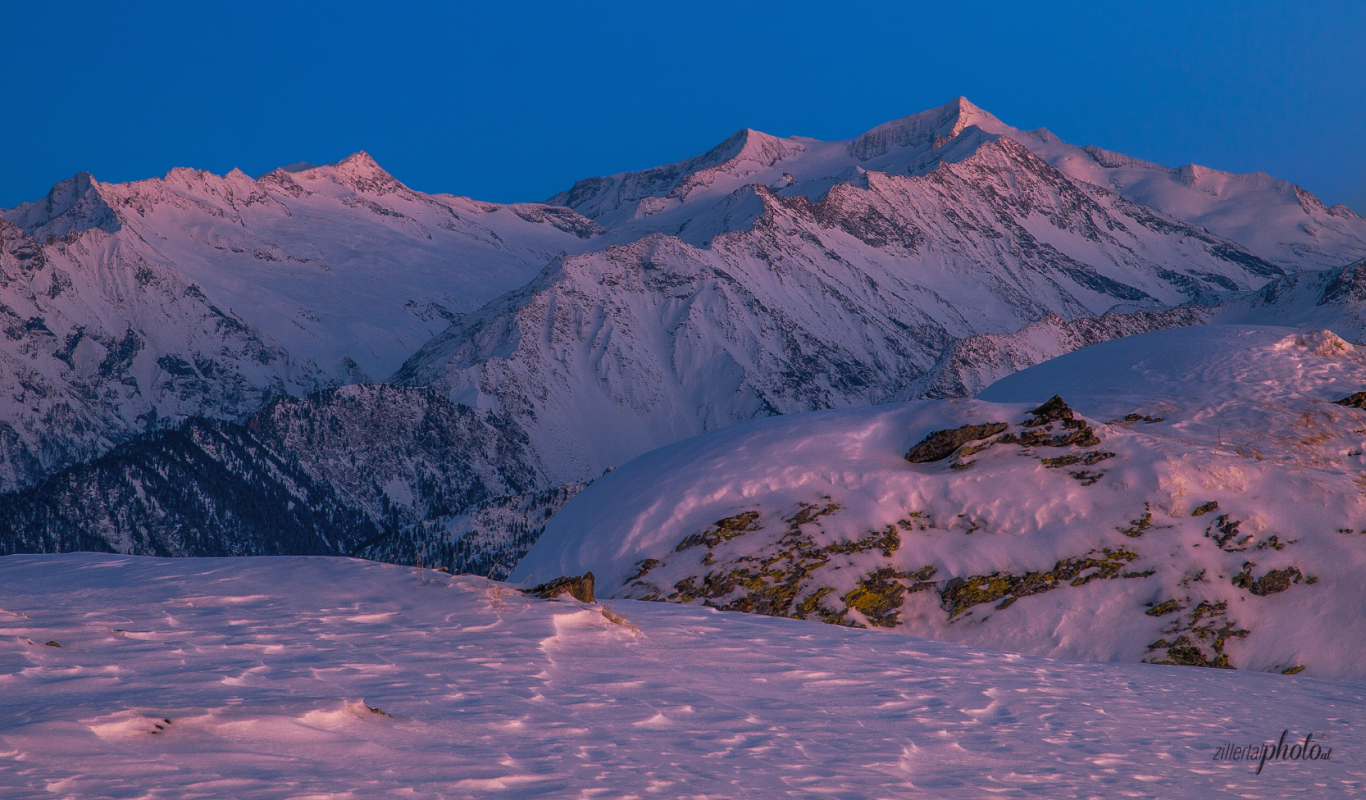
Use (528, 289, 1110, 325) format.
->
(514, 325, 1366, 682)
(1, 554, 1361, 798)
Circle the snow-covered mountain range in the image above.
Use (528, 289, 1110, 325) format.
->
(10, 101, 1366, 795)
(395, 108, 1309, 481)
(0, 157, 600, 489)
(4, 97, 1366, 573)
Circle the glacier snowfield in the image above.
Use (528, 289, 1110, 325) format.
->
(1, 554, 1363, 799)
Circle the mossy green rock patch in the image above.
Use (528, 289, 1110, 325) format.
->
(906, 423, 1008, 463)
(939, 548, 1144, 617)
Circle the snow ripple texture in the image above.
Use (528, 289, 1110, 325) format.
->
(0, 553, 1362, 799)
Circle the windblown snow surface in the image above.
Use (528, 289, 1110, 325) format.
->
(515, 325, 1366, 683)
(2, 554, 1362, 798)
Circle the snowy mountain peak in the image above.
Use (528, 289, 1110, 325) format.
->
(547, 129, 805, 222)
(333, 149, 386, 174)
(1, 171, 120, 241)
(849, 96, 1005, 161)
(694, 128, 807, 173)
(299, 151, 408, 196)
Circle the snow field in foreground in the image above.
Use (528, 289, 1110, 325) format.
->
(1, 554, 1363, 798)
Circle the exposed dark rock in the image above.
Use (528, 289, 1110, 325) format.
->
(676, 511, 761, 551)
(1117, 510, 1153, 538)
(633, 504, 947, 629)
(1232, 562, 1302, 596)
(525, 572, 596, 603)
(997, 426, 1100, 448)
(1069, 470, 1104, 486)
(905, 422, 1008, 463)
(1145, 599, 1184, 617)
(1191, 501, 1219, 517)
(1335, 392, 1366, 409)
(992, 395, 1105, 448)
(940, 548, 1143, 617)
(1206, 515, 1250, 551)
(1145, 600, 1248, 669)
(1023, 395, 1074, 427)
(1041, 451, 1114, 468)
(842, 566, 938, 627)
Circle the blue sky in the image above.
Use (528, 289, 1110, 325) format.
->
(3, 1, 1363, 211)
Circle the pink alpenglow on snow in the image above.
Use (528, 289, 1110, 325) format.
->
(0, 554, 1362, 798)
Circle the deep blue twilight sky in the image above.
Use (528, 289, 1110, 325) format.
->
(3, 1, 1363, 211)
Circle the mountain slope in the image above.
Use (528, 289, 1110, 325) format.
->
(0, 385, 576, 572)
(398, 132, 1283, 482)
(0, 216, 310, 491)
(514, 325, 1366, 682)
(0, 156, 602, 488)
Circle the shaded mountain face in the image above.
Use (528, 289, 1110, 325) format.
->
(0, 384, 578, 573)
(247, 384, 546, 529)
(0, 417, 381, 558)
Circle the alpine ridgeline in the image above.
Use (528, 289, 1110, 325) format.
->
(3, 97, 1365, 563)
